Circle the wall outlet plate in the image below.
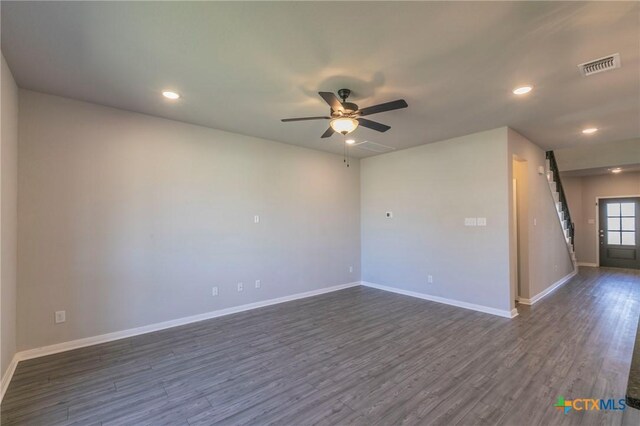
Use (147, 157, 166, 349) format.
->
(212, 286, 219, 296)
(386, 211, 393, 218)
(255, 280, 261, 289)
(55, 310, 66, 324)
(237, 282, 243, 292)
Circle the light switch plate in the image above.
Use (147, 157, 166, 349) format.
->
(464, 218, 477, 226)
(477, 217, 487, 226)
(55, 310, 66, 324)
(254, 215, 260, 224)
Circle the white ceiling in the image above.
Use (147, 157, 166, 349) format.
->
(2, 1, 638, 158)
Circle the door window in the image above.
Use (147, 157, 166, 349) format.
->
(607, 202, 636, 246)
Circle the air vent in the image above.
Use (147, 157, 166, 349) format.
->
(352, 141, 395, 153)
(578, 53, 621, 76)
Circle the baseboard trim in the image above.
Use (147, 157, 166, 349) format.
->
(577, 262, 598, 267)
(1, 354, 19, 403)
(517, 270, 577, 306)
(15, 281, 360, 363)
(361, 281, 517, 318)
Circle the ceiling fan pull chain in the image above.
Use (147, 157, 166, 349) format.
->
(343, 136, 346, 163)
(347, 143, 350, 168)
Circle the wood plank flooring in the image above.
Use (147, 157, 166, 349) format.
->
(2, 266, 640, 425)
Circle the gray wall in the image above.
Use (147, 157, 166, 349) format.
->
(361, 128, 513, 313)
(17, 90, 361, 351)
(1, 54, 18, 377)
(563, 172, 640, 265)
(507, 129, 575, 301)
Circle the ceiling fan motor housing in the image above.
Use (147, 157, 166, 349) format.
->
(340, 102, 358, 114)
(337, 88, 351, 101)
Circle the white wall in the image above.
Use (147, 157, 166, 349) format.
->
(563, 172, 640, 265)
(361, 128, 513, 315)
(507, 129, 575, 301)
(1, 54, 19, 379)
(17, 90, 361, 351)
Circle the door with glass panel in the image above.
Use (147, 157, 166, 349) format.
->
(599, 197, 640, 269)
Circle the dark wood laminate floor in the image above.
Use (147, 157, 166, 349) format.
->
(2, 267, 640, 425)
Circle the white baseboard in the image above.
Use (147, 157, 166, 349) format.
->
(1, 354, 19, 403)
(577, 262, 598, 267)
(15, 281, 360, 363)
(517, 270, 577, 305)
(361, 281, 518, 318)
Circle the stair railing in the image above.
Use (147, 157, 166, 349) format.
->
(546, 151, 575, 248)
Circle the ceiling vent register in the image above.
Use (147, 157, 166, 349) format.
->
(578, 53, 621, 77)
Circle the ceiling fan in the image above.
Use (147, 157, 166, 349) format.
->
(281, 89, 408, 138)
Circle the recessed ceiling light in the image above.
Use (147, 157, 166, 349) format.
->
(611, 168, 622, 174)
(345, 139, 355, 145)
(162, 91, 180, 100)
(582, 127, 598, 134)
(513, 86, 532, 95)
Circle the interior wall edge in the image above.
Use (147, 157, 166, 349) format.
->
(516, 269, 577, 306)
(0, 353, 19, 403)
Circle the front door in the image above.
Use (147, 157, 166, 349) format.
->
(599, 197, 640, 269)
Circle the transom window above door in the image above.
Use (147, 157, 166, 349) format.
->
(607, 202, 636, 245)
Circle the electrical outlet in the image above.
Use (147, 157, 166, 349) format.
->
(255, 280, 261, 289)
(386, 211, 393, 219)
(55, 310, 66, 324)
(237, 282, 243, 292)
(212, 286, 219, 296)
(349, 266, 353, 273)
(428, 275, 433, 284)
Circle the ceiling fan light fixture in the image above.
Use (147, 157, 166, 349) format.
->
(330, 117, 358, 135)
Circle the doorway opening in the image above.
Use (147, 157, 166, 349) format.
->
(512, 157, 529, 301)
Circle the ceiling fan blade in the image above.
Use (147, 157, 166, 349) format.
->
(357, 118, 391, 132)
(358, 99, 408, 117)
(321, 127, 335, 138)
(281, 116, 330, 122)
(318, 92, 344, 112)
